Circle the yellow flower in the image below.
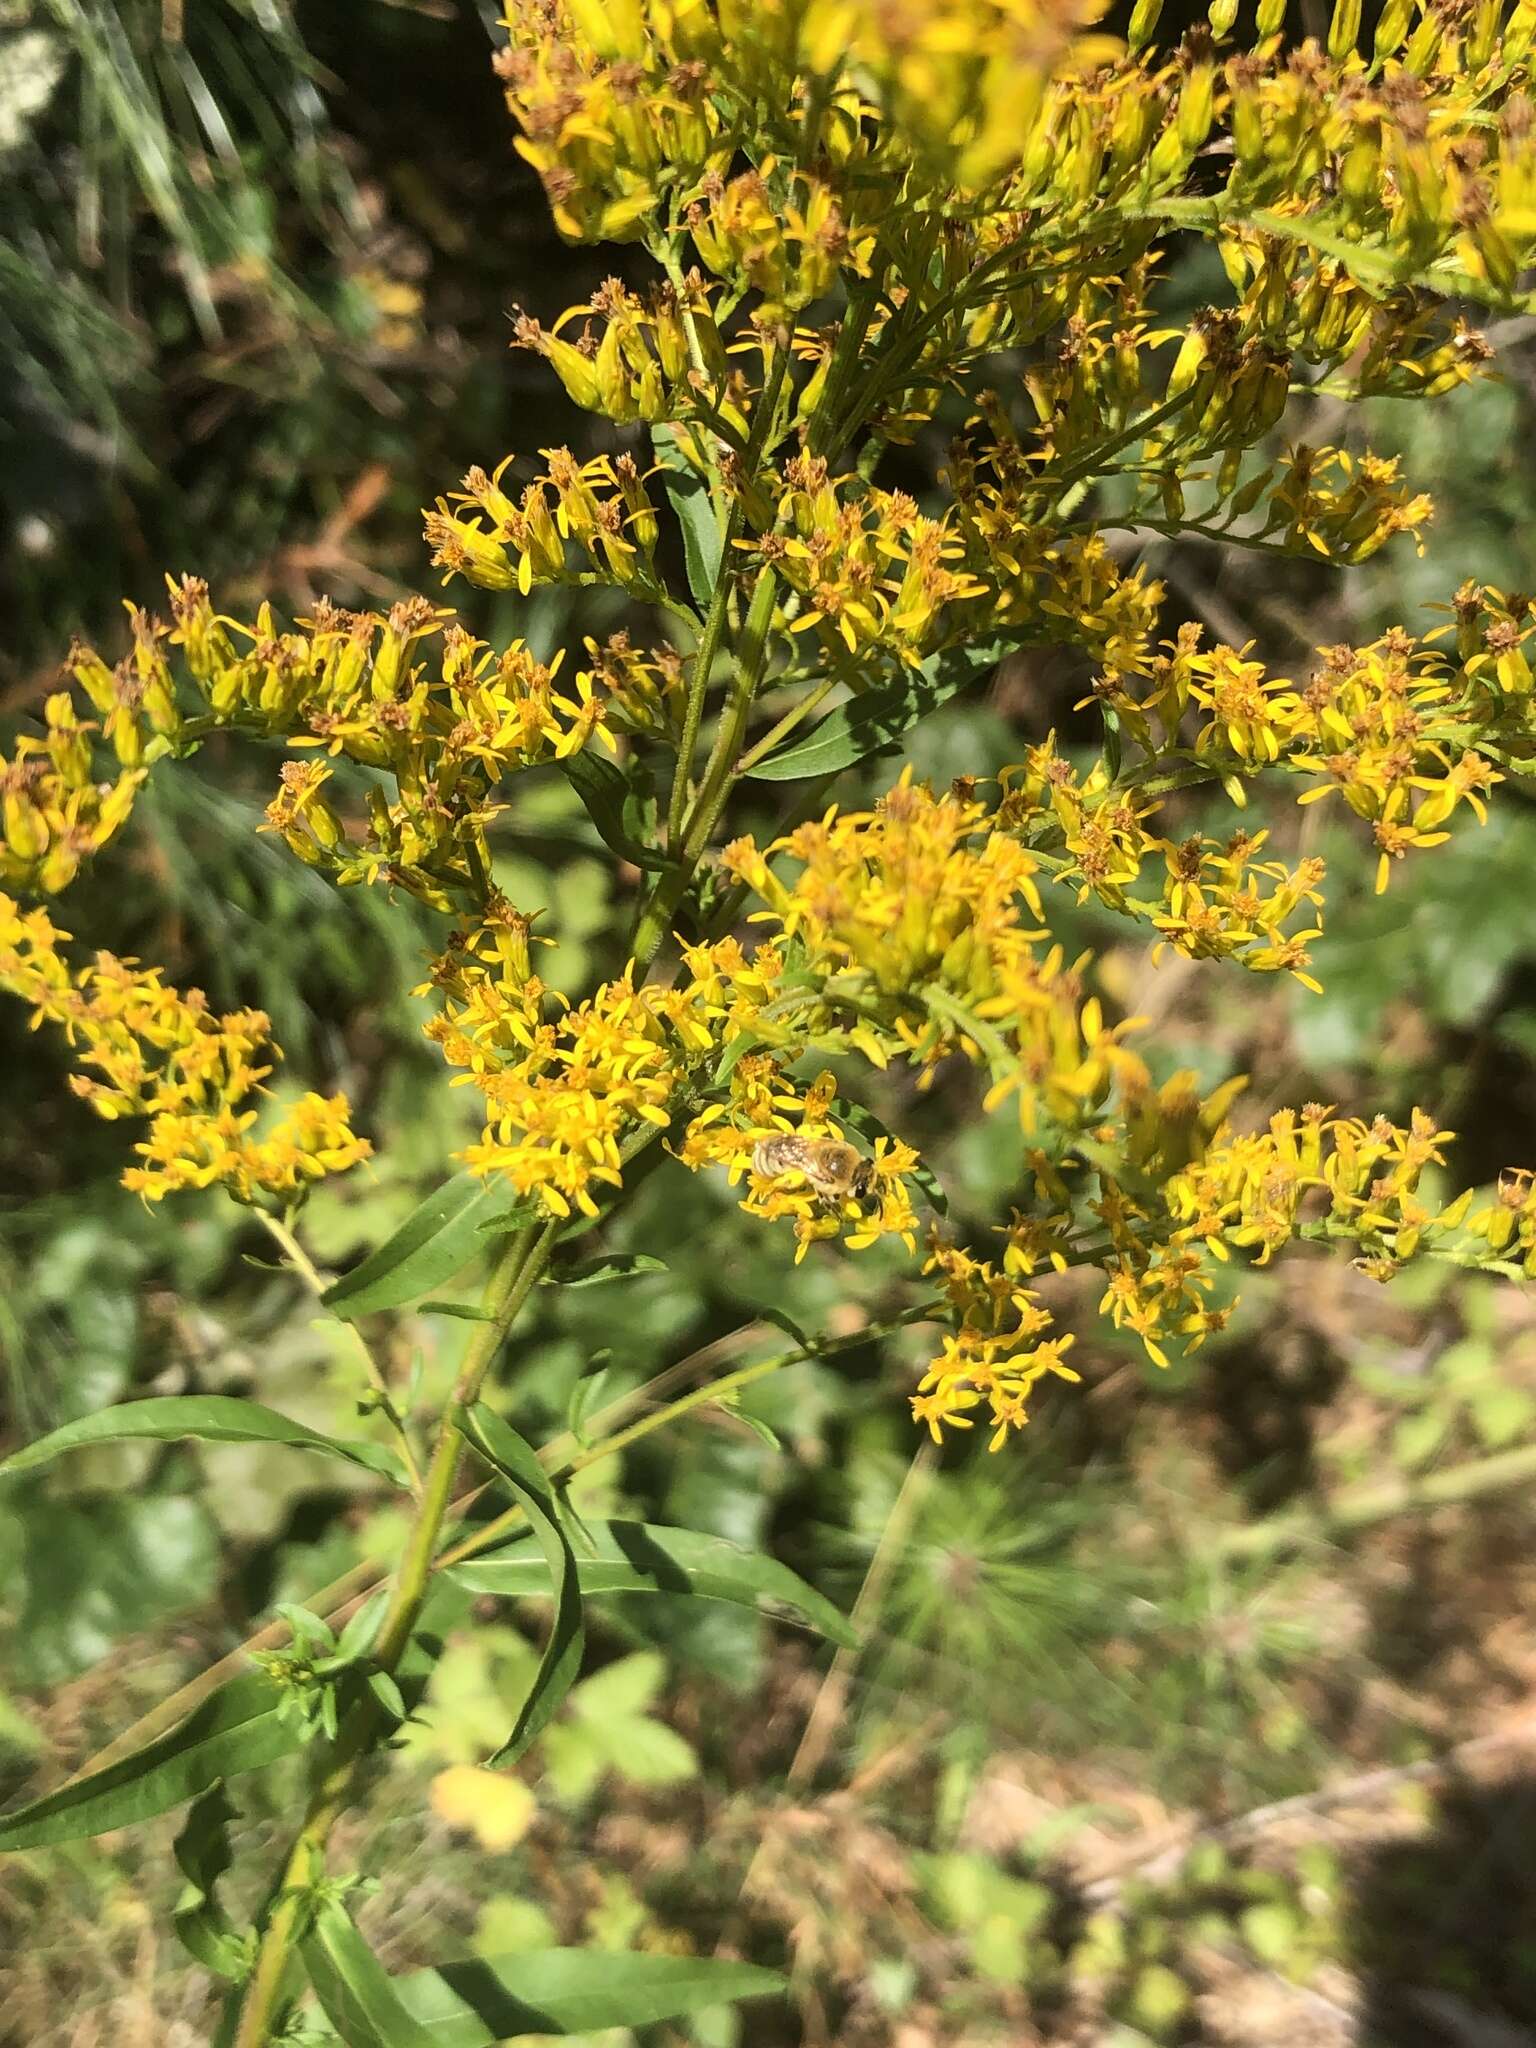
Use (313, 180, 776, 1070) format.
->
(0, 892, 369, 1205)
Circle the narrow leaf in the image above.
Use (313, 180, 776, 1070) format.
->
(454, 1407, 584, 1764)
(304, 1897, 441, 2048)
(323, 1176, 530, 1320)
(450, 1519, 856, 1647)
(745, 635, 1024, 782)
(172, 1782, 247, 1979)
(387, 1948, 783, 2043)
(652, 422, 723, 607)
(0, 1675, 304, 1851)
(0, 1395, 407, 1489)
(543, 1254, 668, 1291)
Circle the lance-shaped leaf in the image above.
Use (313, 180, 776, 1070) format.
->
(652, 422, 723, 607)
(559, 749, 668, 872)
(744, 635, 1024, 782)
(0, 1675, 304, 1851)
(449, 1519, 855, 1647)
(303, 1897, 442, 2048)
(312, 1948, 784, 2044)
(322, 1176, 534, 1320)
(542, 1253, 668, 1291)
(454, 1406, 584, 1764)
(0, 1395, 407, 1489)
(172, 1781, 248, 1979)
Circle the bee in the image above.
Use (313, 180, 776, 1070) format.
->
(752, 1133, 877, 1211)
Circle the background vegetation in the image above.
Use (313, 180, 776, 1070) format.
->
(4, 3, 1536, 2044)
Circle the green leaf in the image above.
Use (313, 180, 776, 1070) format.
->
(558, 748, 668, 872)
(544, 1254, 668, 1291)
(0, 1395, 407, 1489)
(323, 1176, 532, 1320)
(416, 1301, 498, 1322)
(377, 1948, 783, 2043)
(304, 1897, 441, 2048)
(454, 1407, 585, 1764)
(653, 422, 723, 607)
(449, 1519, 856, 1647)
(744, 636, 1023, 781)
(173, 1782, 247, 1979)
(0, 1674, 304, 1851)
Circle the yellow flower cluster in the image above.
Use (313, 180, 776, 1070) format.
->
(677, 1056, 919, 1260)
(687, 163, 877, 318)
(722, 773, 1154, 1130)
(753, 457, 986, 663)
(1466, 1168, 1536, 1279)
(513, 276, 752, 436)
(1, 691, 145, 896)
(1001, 742, 1328, 988)
(0, 893, 369, 1203)
(424, 901, 716, 1219)
(68, 580, 628, 913)
(422, 897, 925, 1248)
(427, 450, 666, 609)
(1096, 591, 1531, 892)
(913, 1238, 1082, 1451)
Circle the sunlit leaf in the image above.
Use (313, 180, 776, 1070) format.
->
(449, 1519, 855, 1646)
(0, 1395, 406, 1488)
(0, 1676, 304, 1851)
(304, 1897, 441, 2048)
(454, 1407, 584, 1764)
(361, 1948, 783, 2043)
(323, 1176, 535, 1319)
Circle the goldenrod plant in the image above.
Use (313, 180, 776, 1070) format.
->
(3, 0, 1536, 2036)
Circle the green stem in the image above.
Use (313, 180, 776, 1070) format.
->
(735, 670, 840, 774)
(230, 1218, 559, 2048)
(666, 503, 743, 847)
(661, 338, 792, 861)
(632, 561, 781, 967)
(806, 266, 886, 461)
(256, 1210, 424, 1496)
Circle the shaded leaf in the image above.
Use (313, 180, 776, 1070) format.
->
(0, 1675, 304, 1851)
(744, 636, 1023, 781)
(454, 1407, 584, 1764)
(652, 422, 722, 607)
(449, 1519, 855, 1646)
(0, 1395, 406, 1489)
(173, 1782, 247, 1979)
(323, 1177, 531, 1320)
(559, 749, 667, 872)
(544, 1254, 668, 1291)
